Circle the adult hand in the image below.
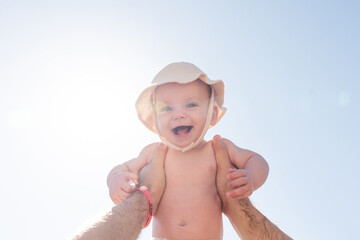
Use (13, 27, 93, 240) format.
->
(212, 135, 292, 240)
(72, 142, 168, 240)
(138, 142, 168, 214)
(108, 171, 138, 204)
(212, 135, 236, 213)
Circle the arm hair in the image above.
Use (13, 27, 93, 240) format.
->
(72, 192, 147, 240)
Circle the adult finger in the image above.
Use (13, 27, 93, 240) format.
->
(150, 142, 168, 167)
(118, 191, 130, 201)
(113, 190, 129, 203)
(212, 135, 234, 173)
(212, 135, 235, 202)
(139, 142, 168, 214)
(139, 142, 168, 185)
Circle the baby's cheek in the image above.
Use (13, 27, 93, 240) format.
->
(156, 117, 165, 129)
(157, 121, 164, 130)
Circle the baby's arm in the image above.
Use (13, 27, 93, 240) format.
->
(107, 143, 158, 204)
(222, 138, 269, 199)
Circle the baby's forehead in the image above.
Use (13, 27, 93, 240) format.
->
(155, 79, 211, 97)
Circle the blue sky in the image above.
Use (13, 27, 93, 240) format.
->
(0, 1, 359, 239)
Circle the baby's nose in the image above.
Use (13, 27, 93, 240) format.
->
(172, 111, 186, 120)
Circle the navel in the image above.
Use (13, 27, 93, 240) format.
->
(177, 220, 187, 227)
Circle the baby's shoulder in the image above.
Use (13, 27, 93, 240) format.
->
(140, 142, 159, 153)
(138, 142, 160, 163)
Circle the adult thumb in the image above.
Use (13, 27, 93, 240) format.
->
(212, 135, 232, 170)
(151, 142, 168, 167)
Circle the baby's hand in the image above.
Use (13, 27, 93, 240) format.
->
(226, 168, 254, 199)
(108, 171, 138, 204)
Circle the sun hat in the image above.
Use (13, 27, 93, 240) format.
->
(135, 62, 227, 151)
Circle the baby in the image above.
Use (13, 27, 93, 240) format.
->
(107, 62, 269, 239)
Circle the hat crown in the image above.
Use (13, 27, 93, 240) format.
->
(152, 62, 204, 84)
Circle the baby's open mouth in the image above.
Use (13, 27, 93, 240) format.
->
(172, 126, 193, 135)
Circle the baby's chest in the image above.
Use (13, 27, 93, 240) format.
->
(164, 148, 217, 187)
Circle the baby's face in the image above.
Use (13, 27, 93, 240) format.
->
(155, 80, 211, 148)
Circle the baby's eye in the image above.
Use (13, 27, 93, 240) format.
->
(186, 103, 197, 108)
(155, 102, 172, 113)
(161, 106, 172, 112)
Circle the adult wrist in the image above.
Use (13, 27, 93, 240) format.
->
(115, 191, 148, 223)
(135, 186, 153, 228)
(221, 197, 244, 216)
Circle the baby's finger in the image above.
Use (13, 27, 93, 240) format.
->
(123, 172, 139, 182)
(227, 169, 248, 180)
(226, 185, 252, 199)
(120, 181, 135, 193)
(227, 177, 248, 188)
(228, 188, 252, 199)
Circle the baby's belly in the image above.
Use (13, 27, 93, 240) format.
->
(152, 186, 223, 239)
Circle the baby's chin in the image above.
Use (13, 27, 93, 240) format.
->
(166, 140, 192, 149)
(161, 136, 206, 150)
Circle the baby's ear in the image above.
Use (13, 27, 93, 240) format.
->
(210, 106, 219, 126)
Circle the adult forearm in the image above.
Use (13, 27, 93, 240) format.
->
(72, 191, 147, 240)
(224, 198, 292, 240)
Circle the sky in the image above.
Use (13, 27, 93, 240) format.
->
(0, 0, 359, 239)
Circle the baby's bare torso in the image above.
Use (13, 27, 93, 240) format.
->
(152, 141, 223, 240)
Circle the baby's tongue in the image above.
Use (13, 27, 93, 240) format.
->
(177, 126, 189, 135)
